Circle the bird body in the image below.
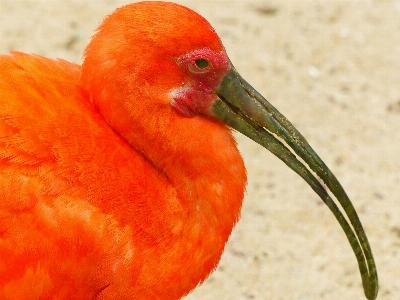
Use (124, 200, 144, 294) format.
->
(0, 4, 245, 299)
(0, 1, 378, 300)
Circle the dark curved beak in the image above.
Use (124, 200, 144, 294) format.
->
(211, 63, 378, 300)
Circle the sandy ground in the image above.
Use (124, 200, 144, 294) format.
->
(1, 0, 399, 299)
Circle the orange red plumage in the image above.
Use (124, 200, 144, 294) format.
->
(0, 3, 245, 299)
(0, 1, 378, 300)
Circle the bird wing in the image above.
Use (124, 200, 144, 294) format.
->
(0, 52, 174, 299)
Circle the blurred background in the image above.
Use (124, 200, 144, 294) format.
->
(1, 1, 399, 299)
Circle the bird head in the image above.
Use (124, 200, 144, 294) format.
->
(82, 1, 229, 117)
(81, 2, 377, 299)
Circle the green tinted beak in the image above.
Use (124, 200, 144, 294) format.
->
(212, 63, 378, 300)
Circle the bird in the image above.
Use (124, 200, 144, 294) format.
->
(0, 1, 378, 300)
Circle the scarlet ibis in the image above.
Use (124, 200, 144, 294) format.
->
(0, 1, 378, 299)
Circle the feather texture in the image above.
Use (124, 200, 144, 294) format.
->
(0, 2, 246, 299)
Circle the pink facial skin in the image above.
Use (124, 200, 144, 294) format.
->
(171, 47, 231, 117)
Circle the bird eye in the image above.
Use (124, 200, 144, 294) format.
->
(188, 58, 211, 74)
(195, 59, 209, 69)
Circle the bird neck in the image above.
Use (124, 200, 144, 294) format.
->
(112, 97, 247, 297)
(84, 68, 247, 230)
(83, 62, 247, 296)
(127, 111, 247, 296)
(124, 103, 247, 233)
